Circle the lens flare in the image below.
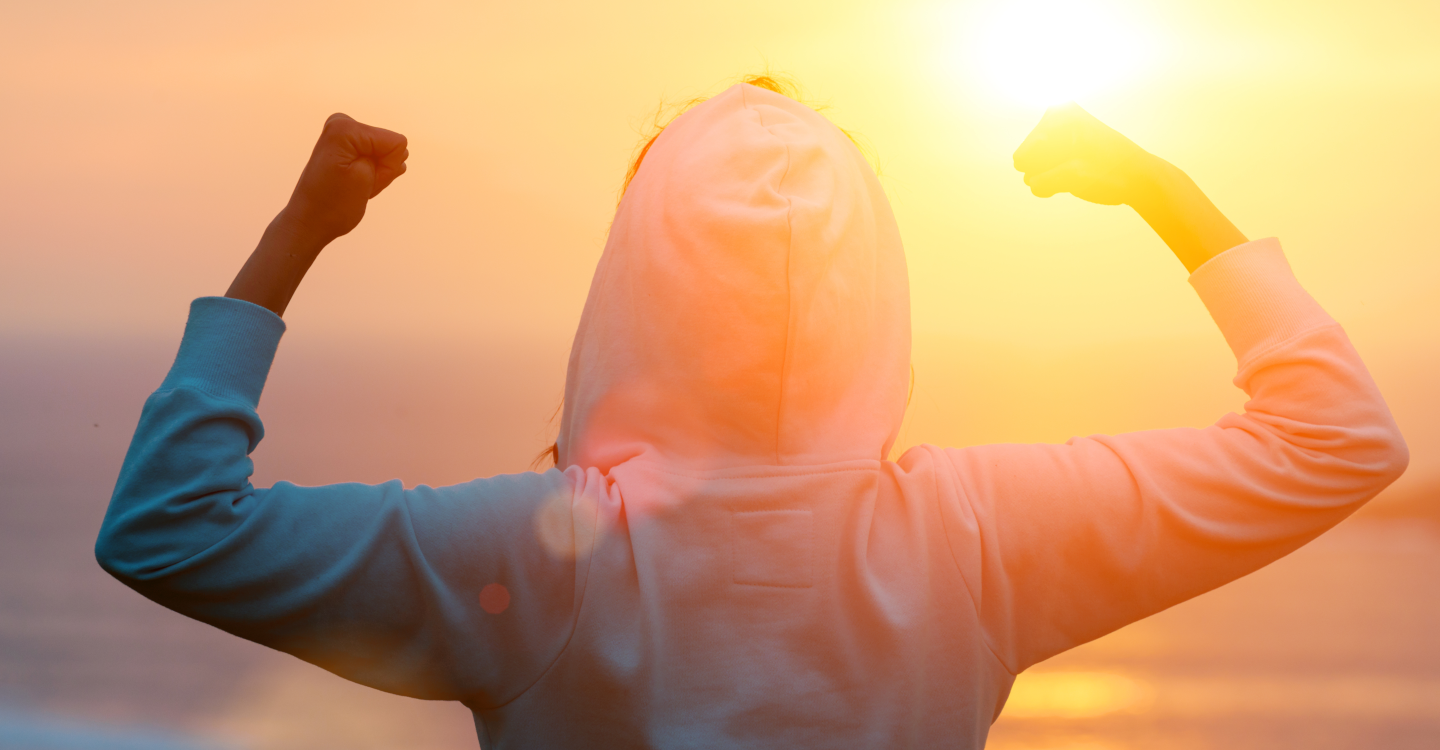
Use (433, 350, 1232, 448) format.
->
(972, 0, 1158, 106)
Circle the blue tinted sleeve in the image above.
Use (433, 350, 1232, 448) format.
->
(95, 297, 580, 704)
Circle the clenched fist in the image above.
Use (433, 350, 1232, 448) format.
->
(1012, 103, 1159, 207)
(225, 114, 409, 316)
(285, 113, 409, 242)
(1011, 103, 1248, 273)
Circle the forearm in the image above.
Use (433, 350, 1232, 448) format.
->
(93, 312, 456, 697)
(225, 210, 330, 317)
(956, 239, 1407, 672)
(97, 296, 284, 580)
(1130, 158, 1249, 274)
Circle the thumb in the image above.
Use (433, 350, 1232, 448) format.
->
(360, 125, 408, 160)
(370, 153, 408, 197)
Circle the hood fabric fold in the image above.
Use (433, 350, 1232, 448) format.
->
(558, 83, 911, 472)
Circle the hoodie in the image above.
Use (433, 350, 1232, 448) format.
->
(96, 84, 1408, 748)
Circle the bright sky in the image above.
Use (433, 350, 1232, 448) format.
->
(4, 0, 1439, 489)
(967, 0, 1161, 107)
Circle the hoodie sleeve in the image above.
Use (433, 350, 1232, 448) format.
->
(938, 238, 1408, 674)
(94, 297, 583, 704)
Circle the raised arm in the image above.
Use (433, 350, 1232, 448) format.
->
(95, 116, 585, 704)
(939, 105, 1409, 673)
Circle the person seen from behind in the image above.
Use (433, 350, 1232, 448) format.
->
(95, 75, 1408, 748)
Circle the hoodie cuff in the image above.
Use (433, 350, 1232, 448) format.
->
(158, 296, 286, 408)
(1186, 237, 1330, 371)
(1187, 237, 1336, 371)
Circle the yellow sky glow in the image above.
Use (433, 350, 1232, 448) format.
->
(3, 0, 1439, 494)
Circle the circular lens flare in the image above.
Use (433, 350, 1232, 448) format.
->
(973, 0, 1156, 107)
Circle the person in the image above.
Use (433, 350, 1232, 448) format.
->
(96, 77, 1408, 748)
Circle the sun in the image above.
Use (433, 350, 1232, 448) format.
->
(970, 0, 1158, 107)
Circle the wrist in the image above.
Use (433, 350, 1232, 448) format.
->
(225, 213, 326, 317)
(1125, 158, 1247, 273)
(1125, 154, 1186, 218)
(267, 207, 333, 259)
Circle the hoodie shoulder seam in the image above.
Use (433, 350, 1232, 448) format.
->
(475, 470, 599, 710)
(925, 445, 1020, 677)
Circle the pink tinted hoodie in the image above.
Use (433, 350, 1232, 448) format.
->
(97, 82, 1408, 749)
(519, 83, 1408, 745)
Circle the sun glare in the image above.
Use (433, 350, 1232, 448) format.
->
(972, 0, 1157, 107)
(1003, 671, 1154, 719)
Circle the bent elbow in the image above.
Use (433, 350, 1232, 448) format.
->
(1339, 421, 1411, 502)
(94, 543, 123, 581)
(93, 490, 192, 588)
(1375, 424, 1411, 489)
(1261, 418, 1412, 510)
(94, 515, 145, 586)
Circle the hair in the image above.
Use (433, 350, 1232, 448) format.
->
(531, 442, 560, 471)
(531, 400, 563, 471)
(531, 72, 875, 471)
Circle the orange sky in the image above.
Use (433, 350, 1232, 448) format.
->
(4, 0, 1438, 496)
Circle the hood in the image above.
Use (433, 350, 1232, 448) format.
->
(557, 83, 910, 472)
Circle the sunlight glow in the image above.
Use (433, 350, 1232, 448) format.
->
(972, 0, 1158, 106)
(1003, 672, 1154, 718)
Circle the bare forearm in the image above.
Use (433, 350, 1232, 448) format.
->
(225, 211, 331, 316)
(1130, 158, 1248, 274)
(223, 114, 408, 317)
